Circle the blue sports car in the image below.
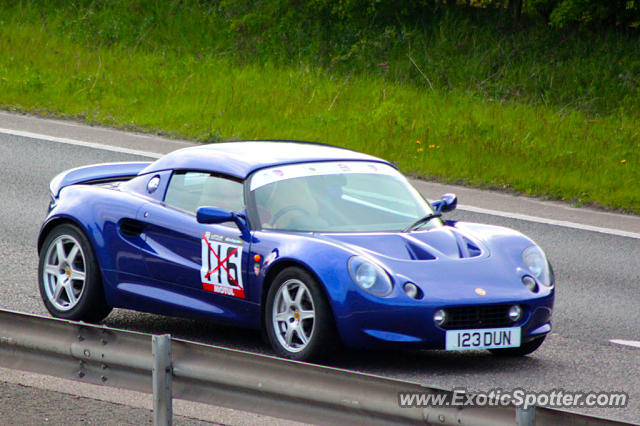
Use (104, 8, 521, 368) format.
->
(38, 141, 554, 360)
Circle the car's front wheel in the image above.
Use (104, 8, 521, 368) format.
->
(265, 267, 338, 361)
(38, 224, 112, 322)
(489, 335, 546, 357)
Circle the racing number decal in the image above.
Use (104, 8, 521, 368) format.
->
(201, 232, 245, 298)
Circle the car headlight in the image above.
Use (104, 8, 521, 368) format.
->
(348, 256, 393, 297)
(522, 246, 552, 287)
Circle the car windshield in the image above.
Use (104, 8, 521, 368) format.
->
(249, 161, 439, 232)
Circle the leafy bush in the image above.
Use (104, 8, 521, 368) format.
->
(2, 0, 639, 116)
(530, 0, 640, 28)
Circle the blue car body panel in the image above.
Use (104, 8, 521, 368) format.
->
(39, 141, 554, 350)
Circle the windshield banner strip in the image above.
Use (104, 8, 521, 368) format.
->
(250, 161, 397, 190)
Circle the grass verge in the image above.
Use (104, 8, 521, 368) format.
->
(0, 3, 638, 212)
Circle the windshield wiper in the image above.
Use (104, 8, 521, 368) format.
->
(402, 213, 442, 233)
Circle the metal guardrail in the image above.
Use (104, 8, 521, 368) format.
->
(0, 309, 632, 425)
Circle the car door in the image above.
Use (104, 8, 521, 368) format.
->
(134, 170, 255, 321)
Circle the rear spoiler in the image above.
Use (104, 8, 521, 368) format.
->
(49, 162, 152, 198)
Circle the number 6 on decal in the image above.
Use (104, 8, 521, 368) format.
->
(200, 232, 245, 298)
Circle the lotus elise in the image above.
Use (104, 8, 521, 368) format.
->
(38, 141, 554, 360)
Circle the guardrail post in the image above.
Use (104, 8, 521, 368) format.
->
(516, 406, 535, 426)
(152, 334, 173, 426)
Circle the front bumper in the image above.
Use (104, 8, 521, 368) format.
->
(333, 290, 554, 350)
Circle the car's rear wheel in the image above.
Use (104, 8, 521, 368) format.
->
(38, 224, 112, 322)
(265, 267, 338, 361)
(489, 335, 546, 357)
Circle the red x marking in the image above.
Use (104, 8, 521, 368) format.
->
(202, 233, 239, 286)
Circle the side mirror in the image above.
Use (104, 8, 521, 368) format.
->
(196, 206, 252, 242)
(431, 193, 457, 214)
(196, 206, 233, 224)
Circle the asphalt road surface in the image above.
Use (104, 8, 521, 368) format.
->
(0, 118, 638, 424)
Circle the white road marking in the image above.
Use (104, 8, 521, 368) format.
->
(0, 111, 189, 146)
(0, 127, 163, 159)
(3, 126, 639, 240)
(610, 339, 640, 349)
(459, 205, 640, 240)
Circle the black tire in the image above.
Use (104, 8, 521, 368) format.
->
(38, 224, 112, 322)
(265, 267, 339, 361)
(489, 335, 546, 357)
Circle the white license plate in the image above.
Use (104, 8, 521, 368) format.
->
(445, 327, 521, 350)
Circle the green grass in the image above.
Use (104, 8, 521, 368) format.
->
(0, 1, 639, 212)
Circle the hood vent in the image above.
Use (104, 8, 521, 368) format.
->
(319, 227, 484, 261)
(453, 231, 483, 259)
(463, 237, 482, 258)
(405, 240, 437, 261)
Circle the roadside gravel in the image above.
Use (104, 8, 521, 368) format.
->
(0, 381, 217, 425)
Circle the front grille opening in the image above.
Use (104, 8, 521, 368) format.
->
(440, 305, 517, 330)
